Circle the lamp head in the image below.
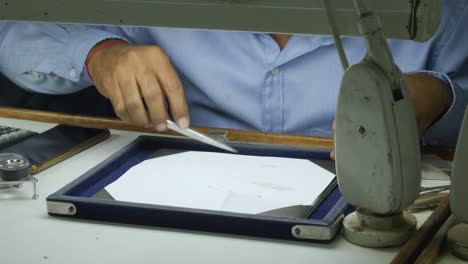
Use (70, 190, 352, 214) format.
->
(0, 0, 439, 41)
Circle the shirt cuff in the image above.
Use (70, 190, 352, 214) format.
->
(415, 71, 468, 147)
(52, 29, 129, 84)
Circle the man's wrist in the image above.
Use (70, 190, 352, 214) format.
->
(85, 39, 129, 81)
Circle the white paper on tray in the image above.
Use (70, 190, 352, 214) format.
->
(106, 151, 335, 214)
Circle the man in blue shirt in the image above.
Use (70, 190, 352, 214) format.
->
(0, 0, 466, 147)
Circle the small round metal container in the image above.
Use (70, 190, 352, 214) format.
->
(0, 153, 30, 181)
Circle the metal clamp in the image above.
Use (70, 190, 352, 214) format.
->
(47, 201, 77, 215)
(291, 215, 344, 240)
(207, 129, 229, 142)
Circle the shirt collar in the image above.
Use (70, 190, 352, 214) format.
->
(272, 34, 336, 68)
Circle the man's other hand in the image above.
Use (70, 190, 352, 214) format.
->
(87, 43, 189, 131)
(405, 73, 452, 133)
(331, 73, 453, 160)
(331, 120, 336, 160)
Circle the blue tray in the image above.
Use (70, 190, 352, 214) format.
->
(47, 135, 351, 242)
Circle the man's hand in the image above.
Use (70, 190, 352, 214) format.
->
(87, 43, 189, 131)
(331, 73, 453, 160)
(331, 120, 336, 160)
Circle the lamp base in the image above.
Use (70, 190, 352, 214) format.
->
(343, 208, 417, 248)
(447, 223, 468, 261)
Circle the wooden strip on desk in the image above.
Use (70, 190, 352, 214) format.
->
(415, 215, 455, 264)
(422, 147, 455, 161)
(0, 107, 333, 148)
(0, 107, 457, 157)
(391, 197, 451, 264)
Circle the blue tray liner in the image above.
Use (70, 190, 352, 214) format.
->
(63, 136, 350, 222)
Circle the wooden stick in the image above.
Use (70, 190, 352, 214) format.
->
(415, 215, 455, 264)
(0, 107, 456, 158)
(0, 107, 333, 148)
(391, 197, 451, 264)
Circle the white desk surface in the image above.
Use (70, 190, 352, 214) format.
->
(0, 117, 463, 264)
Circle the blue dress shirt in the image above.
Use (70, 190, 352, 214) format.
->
(0, 0, 466, 147)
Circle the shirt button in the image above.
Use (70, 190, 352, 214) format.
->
(271, 67, 280, 75)
(69, 68, 77, 78)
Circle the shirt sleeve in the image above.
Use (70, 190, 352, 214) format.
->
(418, 1, 468, 148)
(419, 72, 468, 147)
(0, 22, 129, 94)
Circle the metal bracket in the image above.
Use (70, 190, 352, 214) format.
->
(47, 201, 77, 215)
(0, 176, 38, 200)
(291, 214, 344, 240)
(207, 129, 229, 142)
(409, 0, 420, 39)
